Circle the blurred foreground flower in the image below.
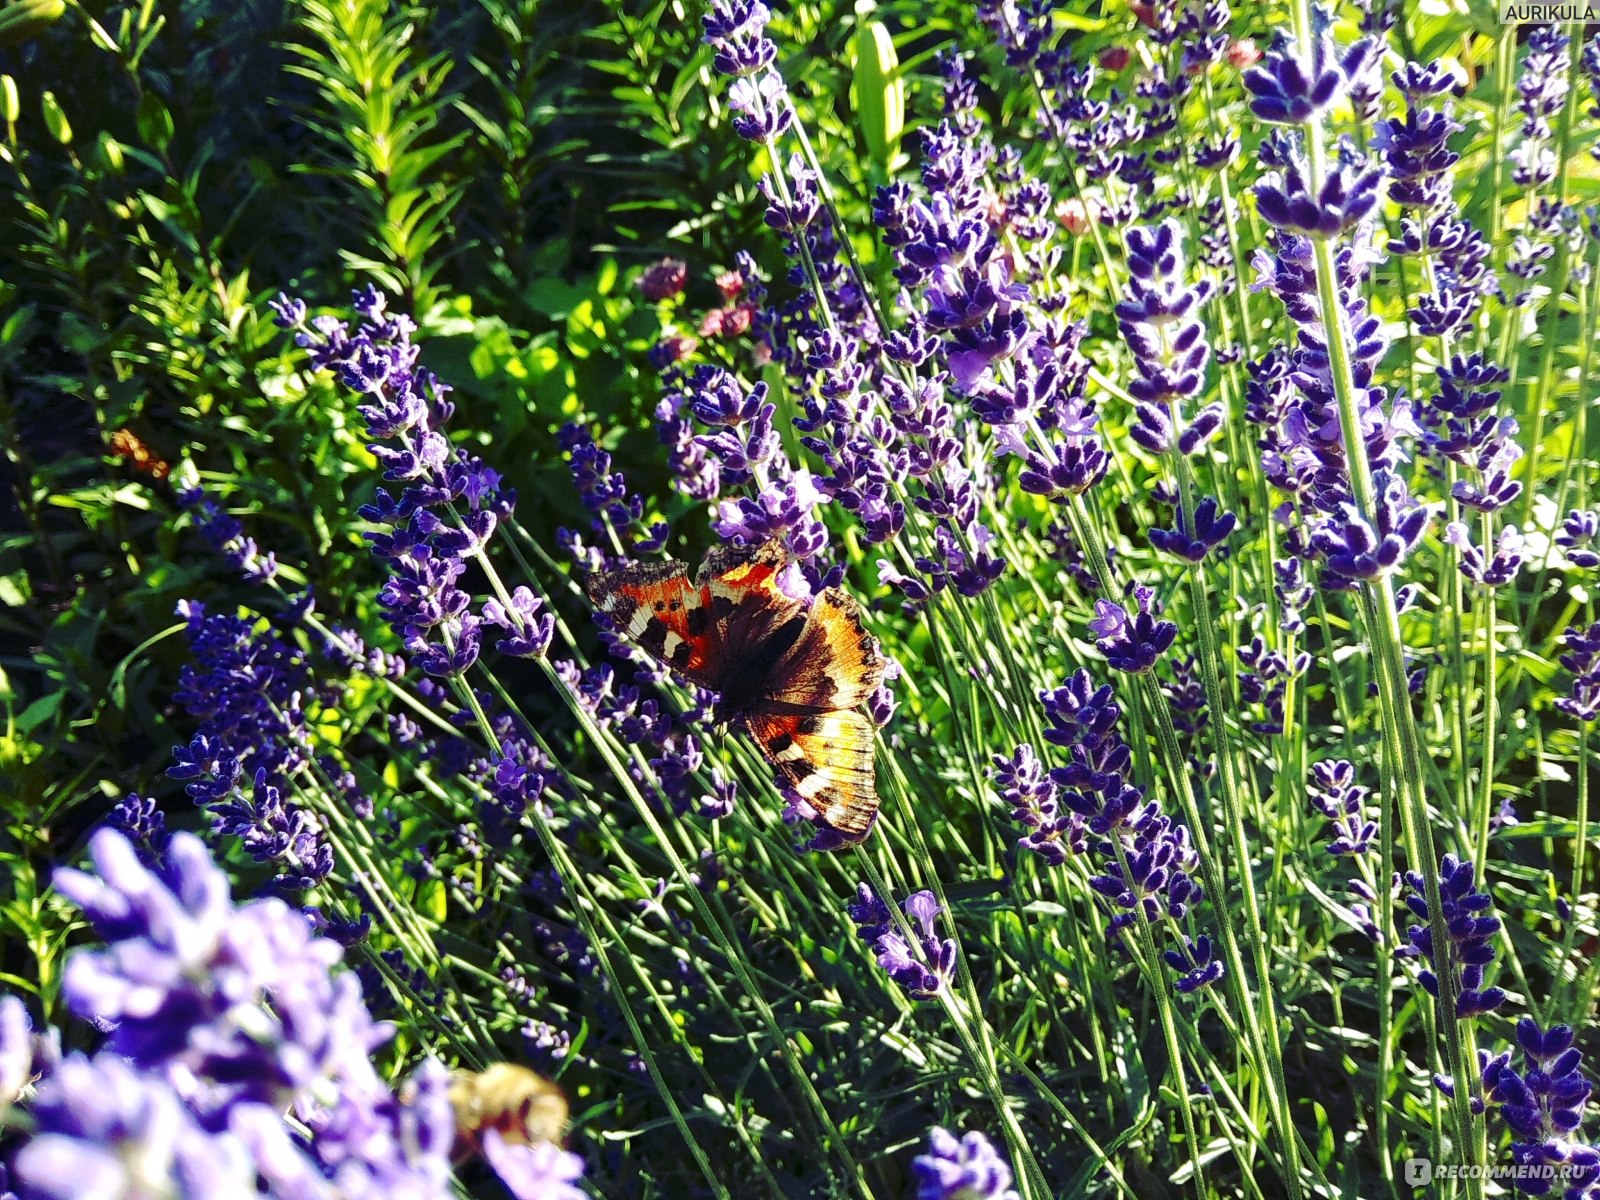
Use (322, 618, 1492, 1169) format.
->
(913, 1127, 1021, 1200)
(0, 829, 583, 1200)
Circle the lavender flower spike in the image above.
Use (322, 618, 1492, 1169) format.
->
(1481, 1019, 1600, 1194)
(849, 886, 957, 1000)
(1089, 585, 1177, 674)
(23, 827, 563, 1199)
(1400, 852, 1506, 1020)
(1117, 221, 1219, 458)
(1244, 29, 1351, 124)
(14, 1055, 260, 1200)
(1, 995, 34, 1110)
(482, 1129, 587, 1200)
(912, 1127, 1021, 1200)
(1308, 759, 1377, 856)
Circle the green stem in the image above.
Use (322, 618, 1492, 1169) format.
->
(1066, 493, 1313, 1197)
(851, 847, 1051, 1200)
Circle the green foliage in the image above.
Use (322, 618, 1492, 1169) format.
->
(0, 0, 777, 1042)
(6, 0, 1600, 1197)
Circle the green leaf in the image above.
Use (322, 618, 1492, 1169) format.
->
(136, 92, 174, 152)
(15, 691, 63, 738)
(417, 877, 447, 923)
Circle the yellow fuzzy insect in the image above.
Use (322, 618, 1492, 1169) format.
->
(447, 1064, 569, 1157)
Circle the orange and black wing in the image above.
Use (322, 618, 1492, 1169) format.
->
(734, 551, 885, 840)
(583, 559, 722, 690)
(744, 708, 879, 841)
(696, 539, 811, 669)
(761, 588, 886, 713)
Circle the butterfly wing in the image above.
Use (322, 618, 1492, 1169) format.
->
(583, 559, 723, 689)
(744, 708, 879, 841)
(697, 539, 810, 680)
(748, 581, 886, 843)
(761, 588, 886, 713)
(593, 541, 885, 842)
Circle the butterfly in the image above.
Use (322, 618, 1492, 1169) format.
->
(584, 540, 886, 843)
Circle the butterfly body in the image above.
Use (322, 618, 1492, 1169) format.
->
(585, 541, 885, 842)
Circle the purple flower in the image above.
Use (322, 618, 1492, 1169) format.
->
(1034, 671, 1218, 987)
(106, 794, 169, 864)
(175, 488, 278, 583)
(712, 466, 829, 560)
(1558, 509, 1600, 568)
(911, 1127, 1020, 1200)
(1255, 153, 1383, 238)
(846, 882, 893, 940)
(849, 887, 956, 1000)
(1273, 555, 1312, 635)
(703, 0, 778, 78)
(1164, 934, 1224, 993)
(1, 995, 37, 1110)
(1513, 27, 1571, 183)
(1116, 222, 1219, 460)
(1451, 439, 1524, 513)
(561, 422, 649, 544)
(1480, 1019, 1600, 1195)
(208, 769, 334, 890)
(1421, 353, 1510, 465)
(1307, 759, 1376, 855)
(1015, 435, 1110, 499)
(482, 587, 556, 659)
(277, 290, 514, 680)
(13, 1055, 259, 1199)
(22, 828, 481, 1198)
(1243, 29, 1376, 124)
(1558, 622, 1600, 721)
(992, 744, 1074, 866)
(1400, 853, 1506, 1020)
(1248, 216, 1426, 579)
(699, 768, 738, 820)
(1089, 585, 1177, 674)
(54, 830, 378, 1113)
(1376, 85, 1462, 213)
(166, 600, 331, 890)
(1310, 475, 1430, 587)
(1444, 523, 1524, 588)
(1237, 637, 1308, 736)
(481, 1130, 587, 1200)
(1149, 496, 1237, 563)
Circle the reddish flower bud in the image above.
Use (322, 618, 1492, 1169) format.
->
(1225, 38, 1261, 69)
(1098, 46, 1131, 72)
(1055, 197, 1103, 236)
(638, 257, 688, 302)
(721, 303, 755, 337)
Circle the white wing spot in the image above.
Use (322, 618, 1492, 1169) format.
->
(794, 771, 830, 799)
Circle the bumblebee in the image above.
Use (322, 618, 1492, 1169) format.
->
(448, 1063, 568, 1157)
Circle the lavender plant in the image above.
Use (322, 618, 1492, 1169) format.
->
(8, 1, 1600, 1198)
